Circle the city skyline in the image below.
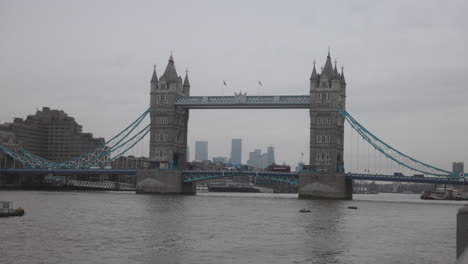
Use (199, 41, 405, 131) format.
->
(1, 1, 467, 170)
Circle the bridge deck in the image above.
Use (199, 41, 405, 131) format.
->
(181, 171, 468, 185)
(0, 168, 137, 175)
(174, 95, 310, 109)
(346, 173, 468, 185)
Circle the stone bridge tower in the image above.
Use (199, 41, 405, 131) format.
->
(298, 51, 352, 199)
(149, 55, 190, 169)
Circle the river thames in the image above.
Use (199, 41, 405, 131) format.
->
(0, 191, 463, 263)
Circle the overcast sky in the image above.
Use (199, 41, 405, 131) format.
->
(1, 0, 467, 173)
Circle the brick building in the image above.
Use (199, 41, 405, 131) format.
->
(1, 107, 104, 162)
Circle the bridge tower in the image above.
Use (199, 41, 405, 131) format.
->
(137, 55, 194, 194)
(298, 51, 352, 199)
(149, 55, 190, 169)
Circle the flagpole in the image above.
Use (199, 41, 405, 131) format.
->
(257, 80, 262, 95)
(223, 80, 227, 96)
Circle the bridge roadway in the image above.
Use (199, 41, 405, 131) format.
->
(346, 173, 468, 185)
(182, 171, 468, 185)
(2, 169, 466, 185)
(183, 170, 299, 185)
(0, 168, 137, 175)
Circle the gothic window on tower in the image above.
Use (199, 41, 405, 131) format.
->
(316, 135, 330, 144)
(155, 117, 169, 124)
(317, 116, 331, 125)
(155, 147, 168, 159)
(315, 150, 331, 165)
(156, 94, 168, 102)
(317, 92, 329, 103)
(156, 134, 169, 141)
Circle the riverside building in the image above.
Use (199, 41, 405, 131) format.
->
(0, 107, 105, 162)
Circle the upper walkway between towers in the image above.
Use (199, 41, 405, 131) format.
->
(174, 95, 310, 109)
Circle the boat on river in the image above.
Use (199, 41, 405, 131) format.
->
(0, 202, 25, 217)
(420, 191, 446, 200)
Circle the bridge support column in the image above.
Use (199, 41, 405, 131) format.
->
(298, 172, 352, 199)
(136, 169, 195, 194)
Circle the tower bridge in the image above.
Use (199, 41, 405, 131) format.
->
(1, 51, 461, 199)
(139, 51, 350, 199)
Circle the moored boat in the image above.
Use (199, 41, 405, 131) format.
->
(0, 202, 25, 217)
(420, 191, 446, 200)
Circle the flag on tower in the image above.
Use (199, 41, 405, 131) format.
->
(223, 80, 227, 87)
(258, 80, 262, 87)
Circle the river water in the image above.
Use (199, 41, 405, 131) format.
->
(0, 191, 464, 264)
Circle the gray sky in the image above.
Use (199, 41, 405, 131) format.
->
(1, 0, 467, 172)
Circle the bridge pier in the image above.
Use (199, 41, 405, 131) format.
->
(136, 169, 195, 194)
(298, 172, 352, 199)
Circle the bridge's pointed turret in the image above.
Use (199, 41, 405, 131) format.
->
(183, 70, 190, 88)
(321, 52, 334, 77)
(161, 54, 179, 83)
(310, 62, 318, 80)
(150, 65, 159, 93)
(310, 61, 318, 89)
(318, 50, 335, 88)
(183, 70, 191, 96)
(151, 65, 158, 84)
(341, 65, 346, 84)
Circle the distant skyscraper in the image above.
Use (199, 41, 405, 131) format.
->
(186, 147, 190, 162)
(246, 147, 275, 169)
(247, 149, 262, 168)
(195, 141, 208, 161)
(453, 162, 464, 175)
(266, 146, 275, 166)
(230, 139, 242, 164)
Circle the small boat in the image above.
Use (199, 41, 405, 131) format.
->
(299, 209, 311, 213)
(0, 202, 25, 217)
(347, 206, 358, 209)
(420, 191, 446, 200)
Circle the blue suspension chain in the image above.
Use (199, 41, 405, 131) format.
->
(338, 107, 454, 177)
